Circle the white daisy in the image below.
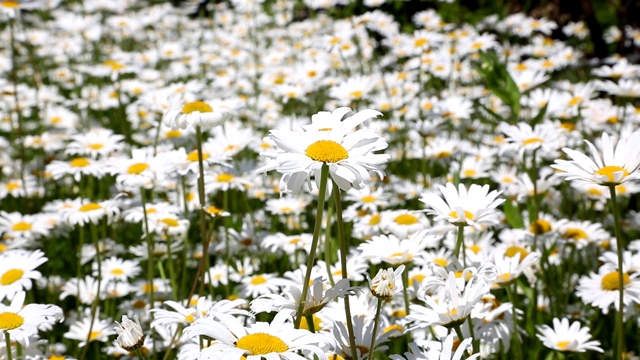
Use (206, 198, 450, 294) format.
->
(184, 311, 332, 359)
(0, 249, 48, 301)
(536, 318, 603, 353)
(551, 130, 640, 185)
(419, 183, 504, 227)
(576, 265, 640, 314)
(256, 107, 390, 195)
(163, 99, 234, 130)
(0, 291, 63, 346)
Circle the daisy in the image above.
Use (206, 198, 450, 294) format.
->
(0, 249, 48, 301)
(46, 156, 107, 181)
(369, 265, 405, 300)
(163, 99, 233, 130)
(390, 333, 480, 360)
(63, 199, 120, 226)
(184, 311, 332, 359)
(358, 232, 435, 266)
(238, 273, 287, 298)
(0, 211, 52, 242)
(97, 257, 141, 283)
(536, 318, 603, 353)
(256, 107, 390, 195)
(0, 291, 63, 346)
(576, 265, 640, 314)
(110, 148, 166, 190)
(551, 130, 640, 186)
(380, 210, 431, 239)
(63, 312, 116, 347)
(419, 183, 504, 227)
(65, 128, 125, 159)
(332, 314, 392, 359)
(114, 315, 145, 352)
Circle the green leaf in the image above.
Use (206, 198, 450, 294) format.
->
(504, 199, 524, 229)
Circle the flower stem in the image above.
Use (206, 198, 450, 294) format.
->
(294, 164, 329, 329)
(4, 331, 12, 360)
(608, 184, 625, 360)
(187, 125, 210, 302)
(454, 224, 465, 264)
(401, 266, 411, 316)
(135, 348, 145, 360)
(333, 182, 359, 360)
(368, 298, 383, 360)
(140, 188, 155, 308)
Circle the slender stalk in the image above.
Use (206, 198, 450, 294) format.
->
(187, 125, 210, 302)
(4, 331, 12, 360)
(333, 182, 359, 360)
(368, 298, 383, 360)
(401, 266, 411, 316)
(140, 188, 155, 308)
(79, 223, 103, 360)
(505, 283, 523, 360)
(608, 184, 625, 360)
(454, 224, 465, 262)
(294, 165, 329, 328)
(135, 349, 145, 360)
(324, 196, 335, 287)
(305, 314, 316, 333)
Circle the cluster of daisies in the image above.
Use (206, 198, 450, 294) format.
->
(1, 0, 640, 359)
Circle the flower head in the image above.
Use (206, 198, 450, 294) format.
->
(257, 107, 390, 194)
(114, 315, 145, 352)
(420, 183, 504, 227)
(552, 130, 640, 186)
(536, 318, 603, 353)
(369, 265, 405, 300)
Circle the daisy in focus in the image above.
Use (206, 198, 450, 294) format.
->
(419, 183, 505, 227)
(184, 311, 333, 359)
(551, 130, 640, 186)
(256, 107, 390, 194)
(163, 98, 235, 130)
(536, 317, 603, 353)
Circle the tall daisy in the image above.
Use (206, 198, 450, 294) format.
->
(0, 249, 48, 301)
(184, 311, 333, 359)
(256, 107, 390, 194)
(420, 183, 505, 227)
(536, 318, 603, 353)
(0, 291, 63, 346)
(551, 130, 640, 186)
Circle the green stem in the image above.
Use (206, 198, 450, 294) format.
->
(79, 223, 103, 360)
(187, 125, 210, 301)
(294, 165, 329, 328)
(333, 182, 359, 360)
(454, 224, 465, 263)
(135, 348, 145, 360)
(305, 314, 316, 333)
(608, 184, 625, 360)
(401, 266, 411, 316)
(324, 196, 335, 287)
(4, 331, 12, 360)
(368, 298, 383, 360)
(505, 283, 523, 360)
(140, 188, 155, 308)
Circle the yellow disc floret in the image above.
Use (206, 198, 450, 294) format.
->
(594, 166, 629, 183)
(236, 333, 288, 355)
(127, 163, 149, 175)
(0, 312, 24, 330)
(182, 101, 213, 114)
(1, 269, 23, 285)
(601, 271, 630, 291)
(305, 140, 348, 163)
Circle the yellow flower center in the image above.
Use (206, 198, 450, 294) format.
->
(236, 333, 288, 355)
(448, 210, 474, 221)
(368, 213, 381, 225)
(181, 101, 213, 114)
(89, 331, 102, 340)
(498, 273, 512, 283)
(523, 137, 543, 145)
(206, 206, 224, 215)
(251, 275, 267, 285)
(594, 166, 629, 183)
(601, 271, 630, 291)
(361, 195, 376, 203)
(49, 355, 66, 360)
(556, 341, 571, 350)
(300, 314, 322, 331)
(350, 90, 363, 99)
(0, 312, 24, 330)
(462, 169, 477, 177)
(1, 1, 20, 8)
(1, 269, 23, 285)
(127, 163, 149, 175)
(88, 143, 104, 150)
(185, 314, 195, 323)
(216, 173, 234, 182)
(165, 130, 182, 139)
(563, 228, 588, 240)
(394, 213, 419, 225)
(530, 219, 551, 234)
(414, 38, 427, 47)
(504, 246, 529, 262)
(434, 258, 447, 267)
(187, 150, 210, 162)
(161, 218, 179, 227)
(305, 140, 349, 163)
(6, 181, 20, 191)
(110, 268, 124, 275)
(70, 157, 91, 167)
(102, 60, 124, 71)
(11, 221, 32, 231)
(79, 203, 102, 212)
